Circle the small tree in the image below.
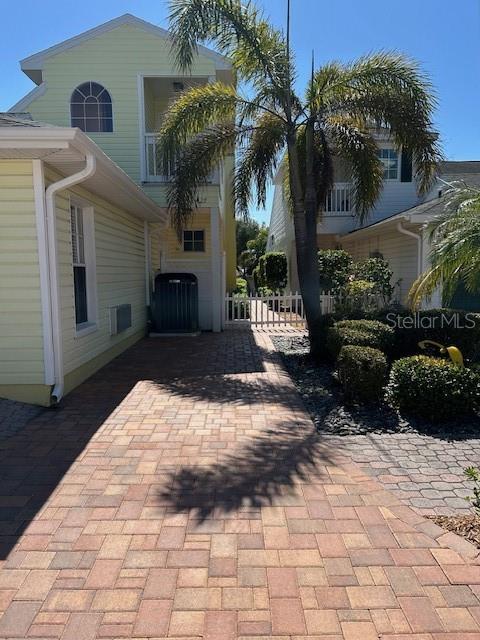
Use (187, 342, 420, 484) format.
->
(236, 218, 260, 260)
(238, 225, 268, 276)
(160, 0, 441, 358)
(318, 249, 352, 293)
(258, 252, 288, 292)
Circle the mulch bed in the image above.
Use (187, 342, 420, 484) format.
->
(273, 334, 480, 550)
(430, 514, 480, 549)
(272, 334, 480, 439)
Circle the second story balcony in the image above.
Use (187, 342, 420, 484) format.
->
(141, 76, 219, 184)
(144, 133, 219, 184)
(325, 182, 353, 216)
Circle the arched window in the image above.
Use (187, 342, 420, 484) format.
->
(70, 82, 113, 132)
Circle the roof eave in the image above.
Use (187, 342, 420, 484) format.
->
(341, 212, 431, 240)
(0, 126, 166, 223)
(20, 13, 231, 85)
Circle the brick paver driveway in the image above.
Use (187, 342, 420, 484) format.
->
(0, 330, 479, 639)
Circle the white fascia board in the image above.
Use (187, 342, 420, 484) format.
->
(20, 13, 231, 84)
(341, 215, 411, 240)
(0, 126, 166, 223)
(342, 212, 430, 241)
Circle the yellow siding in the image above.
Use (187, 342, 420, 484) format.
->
(45, 168, 147, 378)
(149, 223, 163, 274)
(21, 20, 236, 304)
(26, 23, 217, 185)
(164, 211, 212, 261)
(0, 160, 44, 385)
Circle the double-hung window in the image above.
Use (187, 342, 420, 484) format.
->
(378, 148, 399, 180)
(70, 203, 97, 333)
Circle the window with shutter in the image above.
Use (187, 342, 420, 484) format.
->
(378, 148, 399, 180)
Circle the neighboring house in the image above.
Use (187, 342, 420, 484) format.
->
(267, 142, 480, 307)
(1, 14, 236, 406)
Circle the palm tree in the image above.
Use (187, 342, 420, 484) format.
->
(409, 186, 480, 308)
(159, 0, 441, 358)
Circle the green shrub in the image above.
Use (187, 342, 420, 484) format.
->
(353, 257, 394, 303)
(318, 249, 352, 293)
(336, 279, 379, 316)
(381, 308, 480, 361)
(337, 345, 388, 404)
(385, 355, 480, 420)
(326, 319, 395, 360)
(233, 277, 248, 295)
(252, 264, 263, 290)
(258, 252, 287, 292)
(464, 467, 480, 516)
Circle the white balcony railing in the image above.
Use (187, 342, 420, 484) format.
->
(145, 133, 175, 182)
(325, 182, 353, 215)
(144, 133, 219, 183)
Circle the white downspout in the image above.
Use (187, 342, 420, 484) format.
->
(45, 154, 96, 404)
(397, 220, 422, 276)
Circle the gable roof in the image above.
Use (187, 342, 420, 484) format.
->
(440, 161, 480, 189)
(20, 13, 231, 84)
(343, 160, 480, 239)
(0, 112, 57, 128)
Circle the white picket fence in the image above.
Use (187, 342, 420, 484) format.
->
(224, 292, 335, 328)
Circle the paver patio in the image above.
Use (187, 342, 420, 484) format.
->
(0, 329, 479, 639)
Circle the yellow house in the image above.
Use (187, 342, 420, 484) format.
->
(2, 14, 237, 406)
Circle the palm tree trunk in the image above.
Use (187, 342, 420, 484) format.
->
(287, 131, 323, 359)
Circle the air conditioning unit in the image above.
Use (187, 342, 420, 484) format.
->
(110, 304, 132, 336)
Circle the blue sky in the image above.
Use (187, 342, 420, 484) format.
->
(2, 0, 479, 224)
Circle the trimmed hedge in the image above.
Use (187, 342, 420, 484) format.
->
(326, 319, 394, 361)
(337, 345, 388, 404)
(380, 309, 480, 361)
(385, 355, 480, 421)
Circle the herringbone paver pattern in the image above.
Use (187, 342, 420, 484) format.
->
(0, 330, 478, 639)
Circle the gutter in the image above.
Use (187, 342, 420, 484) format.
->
(45, 153, 96, 404)
(396, 220, 422, 276)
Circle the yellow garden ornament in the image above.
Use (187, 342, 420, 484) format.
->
(418, 340, 464, 368)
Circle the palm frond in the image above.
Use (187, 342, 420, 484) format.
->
(234, 112, 286, 215)
(168, 122, 251, 236)
(409, 191, 480, 308)
(168, 0, 290, 90)
(159, 83, 239, 169)
(409, 265, 444, 309)
(315, 52, 442, 194)
(325, 117, 383, 221)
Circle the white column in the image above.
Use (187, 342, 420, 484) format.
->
(221, 252, 227, 330)
(210, 207, 222, 332)
(137, 75, 146, 182)
(33, 159, 55, 386)
(144, 221, 151, 306)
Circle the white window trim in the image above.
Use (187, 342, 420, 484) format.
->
(70, 200, 98, 338)
(70, 81, 115, 133)
(182, 229, 206, 252)
(378, 146, 400, 181)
